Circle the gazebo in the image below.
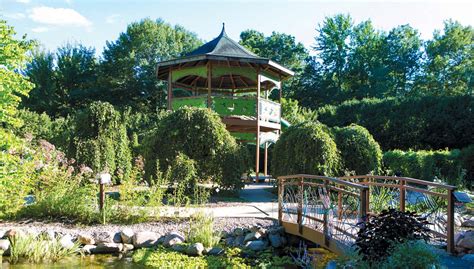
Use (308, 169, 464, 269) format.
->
(156, 24, 294, 178)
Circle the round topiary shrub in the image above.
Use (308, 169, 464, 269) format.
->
(332, 124, 382, 175)
(143, 107, 250, 190)
(272, 122, 340, 177)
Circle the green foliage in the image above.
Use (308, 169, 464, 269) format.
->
(355, 209, 431, 263)
(332, 124, 382, 174)
(0, 20, 35, 127)
(379, 240, 440, 269)
(144, 107, 250, 190)
(9, 233, 80, 264)
(280, 98, 316, 125)
(187, 212, 221, 248)
(317, 96, 474, 150)
(272, 122, 340, 177)
(383, 148, 466, 186)
(73, 101, 132, 183)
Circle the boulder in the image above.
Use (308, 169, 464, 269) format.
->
(91, 243, 123, 254)
(455, 231, 465, 245)
(59, 234, 75, 250)
(455, 213, 464, 227)
(123, 243, 134, 252)
(225, 237, 234, 246)
(245, 240, 268, 251)
(0, 230, 5, 239)
(268, 233, 283, 248)
(0, 239, 10, 254)
(133, 231, 160, 248)
(120, 228, 134, 244)
(461, 254, 474, 262)
(82, 245, 97, 255)
(459, 234, 474, 250)
(163, 232, 185, 247)
(113, 232, 122, 243)
(268, 226, 285, 235)
(78, 233, 95, 245)
(171, 244, 188, 253)
(233, 235, 244, 247)
(244, 231, 261, 243)
(206, 247, 224, 256)
(92, 231, 114, 244)
(40, 230, 56, 241)
(233, 228, 244, 236)
(462, 219, 474, 228)
(186, 243, 205, 256)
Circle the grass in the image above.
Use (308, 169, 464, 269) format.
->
(187, 212, 221, 248)
(9, 233, 80, 264)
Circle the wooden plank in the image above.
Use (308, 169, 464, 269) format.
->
(278, 174, 368, 190)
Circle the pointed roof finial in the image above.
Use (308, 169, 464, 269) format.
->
(220, 22, 226, 36)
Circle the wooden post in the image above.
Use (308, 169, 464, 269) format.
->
(337, 190, 343, 221)
(255, 70, 261, 179)
(297, 177, 304, 234)
(400, 179, 406, 212)
(167, 71, 172, 110)
(279, 75, 283, 103)
(99, 183, 105, 211)
(323, 181, 329, 247)
(363, 177, 370, 214)
(447, 189, 455, 253)
(207, 62, 212, 108)
(263, 142, 268, 176)
(360, 187, 368, 222)
(278, 178, 283, 225)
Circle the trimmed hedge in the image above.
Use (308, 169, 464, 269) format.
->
(317, 96, 474, 151)
(332, 124, 382, 175)
(272, 122, 340, 177)
(383, 148, 470, 187)
(143, 107, 250, 190)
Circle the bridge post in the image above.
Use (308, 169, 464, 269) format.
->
(399, 179, 406, 212)
(297, 177, 304, 234)
(360, 187, 368, 222)
(278, 178, 283, 225)
(447, 189, 455, 253)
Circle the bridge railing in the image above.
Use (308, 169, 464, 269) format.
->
(278, 174, 369, 254)
(278, 174, 457, 254)
(339, 175, 456, 253)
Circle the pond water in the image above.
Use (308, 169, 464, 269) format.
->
(1, 254, 144, 269)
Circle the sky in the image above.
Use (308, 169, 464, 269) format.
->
(2, 0, 473, 55)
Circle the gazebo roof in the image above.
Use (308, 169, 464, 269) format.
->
(156, 24, 294, 91)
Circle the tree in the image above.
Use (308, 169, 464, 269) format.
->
(421, 20, 473, 96)
(100, 19, 202, 111)
(0, 20, 35, 127)
(239, 30, 308, 98)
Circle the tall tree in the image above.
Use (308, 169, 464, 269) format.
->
(100, 19, 202, 110)
(422, 20, 473, 96)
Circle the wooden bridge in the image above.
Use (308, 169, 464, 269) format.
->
(277, 174, 457, 255)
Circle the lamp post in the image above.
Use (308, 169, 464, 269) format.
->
(98, 172, 112, 224)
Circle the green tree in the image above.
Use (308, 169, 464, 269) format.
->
(421, 20, 473, 96)
(0, 20, 35, 127)
(100, 19, 202, 111)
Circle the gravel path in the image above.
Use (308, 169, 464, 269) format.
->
(0, 217, 277, 237)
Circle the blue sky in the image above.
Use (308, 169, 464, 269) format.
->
(2, 0, 473, 55)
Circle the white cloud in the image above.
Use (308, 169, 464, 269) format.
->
(29, 6, 92, 27)
(5, 13, 26, 19)
(105, 14, 119, 24)
(16, 0, 31, 3)
(31, 26, 50, 33)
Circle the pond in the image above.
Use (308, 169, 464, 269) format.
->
(1, 254, 144, 269)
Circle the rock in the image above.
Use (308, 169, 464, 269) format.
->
(123, 243, 134, 252)
(455, 213, 464, 227)
(186, 243, 205, 256)
(0, 230, 5, 239)
(92, 231, 114, 244)
(91, 243, 123, 254)
(268, 226, 285, 235)
(459, 235, 474, 250)
(462, 219, 474, 228)
(225, 237, 234, 246)
(250, 226, 261, 233)
(233, 228, 244, 236)
(455, 231, 465, 245)
(206, 247, 224, 256)
(233, 235, 244, 247)
(171, 244, 188, 253)
(5, 229, 23, 239)
(120, 228, 134, 244)
(82, 245, 96, 255)
(245, 240, 268, 251)
(133, 231, 160, 248)
(163, 232, 185, 247)
(268, 233, 283, 248)
(244, 231, 261, 243)
(78, 233, 95, 245)
(113, 232, 122, 243)
(59, 234, 75, 250)
(0, 239, 10, 253)
(461, 254, 474, 262)
(40, 230, 56, 241)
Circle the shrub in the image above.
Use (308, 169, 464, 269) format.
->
(73, 101, 132, 183)
(332, 124, 382, 174)
(460, 145, 474, 188)
(143, 107, 250, 190)
(380, 240, 439, 269)
(272, 122, 340, 177)
(187, 212, 221, 248)
(317, 96, 474, 150)
(383, 149, 465, 185)
(355, 209, 431, 263)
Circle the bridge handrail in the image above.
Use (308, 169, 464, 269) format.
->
(339, 175, 456, 190)
(278, 174, 369, 190)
